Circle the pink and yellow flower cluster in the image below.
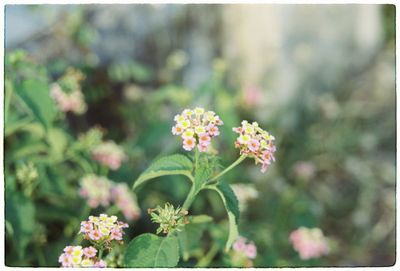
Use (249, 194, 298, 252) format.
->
(58, 245, 106, 268)
(232, 236, 257, 259)
(91, 141, 127, 170)
(80, 214, 129, 244)
(79, 175, 113, 208)
(233, 120, 276, 173)
(172, 107, 223, 152)
(79, 175, 141, 221)
(50, 83, 87, 114)
(289, 227, 330, 260)
(111, 183, 141, 221)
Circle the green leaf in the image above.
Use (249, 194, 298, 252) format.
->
(15, 79, 56, 129)
(194, 163, 211, 190)
(123, 233, 179, 267)
(178, 215, 212, 261)
(210, 182, 240, 252)
(5, 191, 35, 259)
(133, 154, 194, 190)
(46, 128, 69, 162)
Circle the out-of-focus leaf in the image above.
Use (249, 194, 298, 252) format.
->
(15, 79, 56, 129)
(123, 233, 179, 267)
(6, 191, 35, 259)
(46, 128, 69, 162)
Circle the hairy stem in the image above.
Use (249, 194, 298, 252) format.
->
(208, 155, 247, 184)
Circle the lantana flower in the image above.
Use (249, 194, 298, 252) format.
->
(91, 141, 127, 170)
(111, 183, 141, 221)
(232, 120, 276, 173)
(79, 175, 113, 208)
(50, 83, 87, 114)
(232, 236, 257, 259)
(172, 107, 223, 152)
(79, 176, 141, 221)
(58, 245, 105, 268)
(230, 236, 257, 267)
(79, 214, 128, 247)
(289, 227, 330, 260)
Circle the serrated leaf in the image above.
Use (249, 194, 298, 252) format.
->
(15, 79, 56, 129)
(133, 154, 194, 190)
(209, 182, 240, 252)
(123, 233, 179, 267)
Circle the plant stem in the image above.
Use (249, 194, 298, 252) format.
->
(182, 184, 199, 211)
(98, 248, 104, 259)
(195, 147, 199, 171)
(196, 243, 219, 267)
(208, 155, 247, 183)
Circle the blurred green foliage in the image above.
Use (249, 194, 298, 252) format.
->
(4, 5, 395, 267)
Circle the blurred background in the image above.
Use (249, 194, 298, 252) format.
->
(4, 4, 395, 267)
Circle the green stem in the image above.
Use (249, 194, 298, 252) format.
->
(208, 155, 247, 183)
(195, 147, 200, 171)
(98, 248, 104, 259)
(182, 185, 199, 211)
(196, 243, 219, 267)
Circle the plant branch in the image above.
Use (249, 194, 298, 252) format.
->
(208, 154, 247, 184)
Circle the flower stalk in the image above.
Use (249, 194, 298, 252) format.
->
(208, 154, 247, 184)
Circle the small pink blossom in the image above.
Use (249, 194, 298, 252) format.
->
(183, 137, 196, 151)
(88, 230, 102, 241)
(94, 260, 107, 268)
(59, 253, 73, 267)
(245, 243, 257, 259)
(110, 228, 123, 240)
(83, 246, 97, 258)
(233, 237, 246, 252)
(172, 125, 184, 135)
(111, 183, 141, 221)
(50, 83, 87, 114)
(247, 139, 260, 152)
(79, 175, 113, 208)
(63, 246, 75, 255)
(198, 133, 211, 145)
(80, 221, 93, 234)
(91, 141, 127, 170)
(232, 236, 257, 260)
(197, 143, 209, 152)
(289, 227, 330, 260)
(207, 125, 220, 136)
